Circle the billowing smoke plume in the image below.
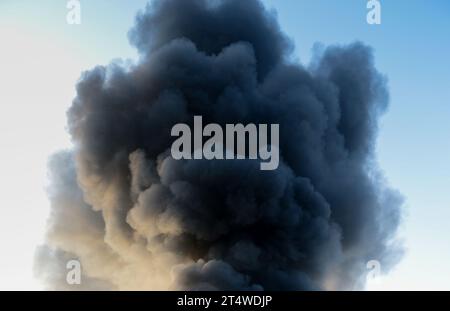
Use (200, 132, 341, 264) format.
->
(36, 0, 402, 290)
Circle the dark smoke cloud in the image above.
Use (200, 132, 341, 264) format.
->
(36, 0, 403, 290)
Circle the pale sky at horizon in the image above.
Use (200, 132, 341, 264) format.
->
(0, 0, 449, 290)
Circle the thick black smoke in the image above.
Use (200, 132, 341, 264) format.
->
(36, 0, 402, 290)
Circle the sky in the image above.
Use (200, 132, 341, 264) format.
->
(0, 0, 448, 290)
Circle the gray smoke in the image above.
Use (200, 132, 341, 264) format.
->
(36, 0, 403, 290)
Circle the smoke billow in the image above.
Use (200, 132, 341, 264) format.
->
(36, 0, 402, 290)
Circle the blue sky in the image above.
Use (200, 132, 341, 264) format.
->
(264, 0, 450, 290)
(0, 0, 449, 290)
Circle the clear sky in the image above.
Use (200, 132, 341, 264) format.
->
(0, 0, 448, 290)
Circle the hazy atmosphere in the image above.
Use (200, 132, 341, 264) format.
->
(0, 0, 449, 290)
